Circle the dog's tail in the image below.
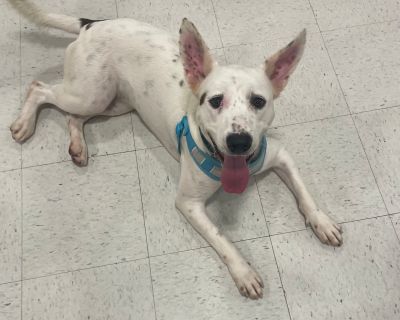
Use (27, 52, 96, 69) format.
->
(7, 0, 82, 34)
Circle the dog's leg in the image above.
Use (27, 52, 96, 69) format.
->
(67, 115, 90, 166)
(11, 78, 116, 142)
(271, 147, 343, 246)
(175, 155, 264, 299)
(67, 99, 133, 167)
(10, 80, 55, 142)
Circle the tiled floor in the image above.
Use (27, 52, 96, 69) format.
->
(1, 0, 399, 319)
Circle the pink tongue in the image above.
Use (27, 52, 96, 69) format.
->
(221, 155, 249, 194)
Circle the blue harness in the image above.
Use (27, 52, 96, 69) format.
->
(176, 116, 267, 181)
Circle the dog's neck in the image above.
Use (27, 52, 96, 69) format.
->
(185, 112, 212, 156)
(183, 92, 216, 157)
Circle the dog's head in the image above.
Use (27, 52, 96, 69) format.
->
(179, 19, 306, 193)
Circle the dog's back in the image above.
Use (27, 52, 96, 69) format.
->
(9, 0, 191, 158)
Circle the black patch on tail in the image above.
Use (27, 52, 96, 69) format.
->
(79, 18, 108, 30)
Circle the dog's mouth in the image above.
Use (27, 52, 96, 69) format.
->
(205, 133, 253, 194)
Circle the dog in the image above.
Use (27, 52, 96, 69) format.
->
(8, 0, 343, 300)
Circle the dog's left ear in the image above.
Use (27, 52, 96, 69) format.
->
(179, 18, 215, 93)
(265, 29, 306, 98)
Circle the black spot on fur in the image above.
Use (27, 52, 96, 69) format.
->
(172, 59, 177, 63)
(79, 18, 108, 30)
(199, 92, 207, 105)
(179, 80, 184, 87)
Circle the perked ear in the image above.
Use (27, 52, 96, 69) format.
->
(179, 18, 215, 93)
(265, 29, 306, 98)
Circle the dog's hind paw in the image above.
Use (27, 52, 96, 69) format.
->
(10, 117, 35, 143)
(68, 140, 88, 167)
(229, 260, 264, 300)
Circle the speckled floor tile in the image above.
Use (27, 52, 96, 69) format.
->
(0, 1, 20, 82)
(257, 116, 386, 235)
(0, 282, 21, 320)
(22, 152, 147, 279)
(1, 0, 399, 318)
(323, 21, 400, 113)
(353, 107, 400, 213)
(136, 147, 268, 256)
(224, 33, 348, 127)
(390, 213, 400, 240)
(20, 0, 117, 80)
(23, 259, 155, 320)
(0, 170, 21, 284)
(0, 79, 21, 172)
(131, 113, 162, 150)
(151, 238, 289, 320)
(309, 0, 400, 31)
(116, 0, 222, 49)
(213, 0, 319, 46)
(271, 217, 400, 320)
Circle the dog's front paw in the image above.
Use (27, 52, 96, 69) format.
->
(10, 117, 35, 142)
(307, 210, 343, 247)
(228, 260, 264, 300)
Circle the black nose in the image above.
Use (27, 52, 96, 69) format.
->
(226, 133, 253, 154)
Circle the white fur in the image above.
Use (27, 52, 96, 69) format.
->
(9, 0, 343, 300)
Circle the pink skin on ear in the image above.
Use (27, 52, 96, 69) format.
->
(270, 45, 299, 83)
(181, 33, 206, 87)
(265, 29, 306, 98)
(179, 19, 214, 92)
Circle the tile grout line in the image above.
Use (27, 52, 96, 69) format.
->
(219, 17, 399, 52)
(117, 0, 157, 317)
(273, 113, 349, 129)
(350, 103, 400, 116)
(319, 18, 400, 34)
(18, 11, 23, 320)
(15, 101, 400, 172)
(0, 279, 22, 287)
(13, 213, 393, 286)
(126, 39, 158, 319)
(389, 215, 400, 243)
(209, 0, 226, 61)
(18, 256, 149, 283)
(254, 179, 293, 320)
(208, 18, 400, 51)
(142, 211, 393, 260)
(114, 0, 119, 18)
(307, 0, 394, 227)
(0, 167, 22, 174)
(308, 0, 400, 242)
(132, 151, 158, 320)
(20, 146, 155, 170)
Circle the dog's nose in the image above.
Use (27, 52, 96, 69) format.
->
(226, 133, 252, 154)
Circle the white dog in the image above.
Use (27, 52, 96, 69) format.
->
(9, 0, 342, 299)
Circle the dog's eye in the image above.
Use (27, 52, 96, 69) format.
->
(250, 94, 266, 109)
(208, 95, 223, 109)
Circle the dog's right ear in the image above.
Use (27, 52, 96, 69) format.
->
(179, 18, 214, 93)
